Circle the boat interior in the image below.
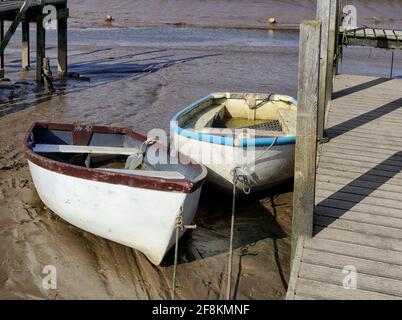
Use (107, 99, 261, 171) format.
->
(179, 93, 297, 137)
(28, 125, 204, 181)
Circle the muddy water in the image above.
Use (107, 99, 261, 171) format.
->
(0, 23, 402, 299)
(68, 0, 402, 30)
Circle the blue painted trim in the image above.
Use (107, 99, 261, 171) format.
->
(170, 95, 297, 147)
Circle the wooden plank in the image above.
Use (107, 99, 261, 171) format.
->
(316, 181, 402, 201)
(318, 162, 402, 181)
(315, 198, 402, 217)
(316, 189, 402, 209)
(316, 173, 402, 192)
(321, 146, 402, 162)
(314, 227, 402, 253)
(319, 156, 402, 173)
(317, 168, 402, 187)
(295, 278, 398, 300)
(327, 113, 402, 127)
(303, 249, 402, 282)
(299, 263, 402, 297)
(57, 3, 67, 75)
(21, 20, 29, 70)
(286, 236, 305, 300)
(314, 215, 402, 240)
(322, 139, 402, 155)
(316, 0, 337, 139)
(36, 0, 45, 82)
(305, 238, 402, 266)
(0, 19, 3, 76)
(315, 205, 402, 228)
(319, 152, 402, 169)
(33, 144, 141, 155)
(291, 20, 321, 251)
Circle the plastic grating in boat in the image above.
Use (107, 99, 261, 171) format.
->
(245, 120, 282, 131)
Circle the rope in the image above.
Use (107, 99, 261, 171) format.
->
(139, 137, 157, 155)
(171, 207, 196, 300)
(226, 168, 237, 300)
(233, 136, 278, 193)
(136, 137, 158, 167)
(249, 93, 273, 110)
(226, 136, 278, 299)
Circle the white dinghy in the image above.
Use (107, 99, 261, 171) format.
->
(170, 93, 297, 193)
(24, 122, 207, 265)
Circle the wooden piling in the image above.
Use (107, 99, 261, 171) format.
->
(42, 57, 55, 93)
(57, 4, 68, 76)
(22, 20, 30, 70)
(0, 19, 3, 78)
(36, 0, 45, 82)
(335, 0, 343, 74)
(291, 20, 321, 257)
(316, 0, 338, 139)
(0, 1, 69, 80)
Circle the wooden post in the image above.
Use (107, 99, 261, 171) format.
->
(57, 4, 68, 76)
(0, 19, 4, 78)
(316, 0, 338, 139)
(291, 20, 321, 257)
(42, 57, 55, 93)
(22, 21, 30, 70)
(335, 0, 343, 74)
(36, 0, 45, 81)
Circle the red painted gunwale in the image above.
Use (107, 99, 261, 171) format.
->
(23, 122, 206, 193)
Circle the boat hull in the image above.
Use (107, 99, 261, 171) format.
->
(172, 133, 295, 193)
(28, 160, 201, 265)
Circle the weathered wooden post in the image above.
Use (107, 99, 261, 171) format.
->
(0, 19, 4, 78)
(22, 21, 30, 70)
(316, 0, 338, 140)
(36, 0, 45, 81)
(57, 3, 68, 76)
(291, 20, 321, 257)
(335, 0, 343, 74)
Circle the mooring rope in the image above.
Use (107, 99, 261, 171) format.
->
(226, 136, 278, 299)
(172, 207, 196, 300)
(226, 169, 238, 300)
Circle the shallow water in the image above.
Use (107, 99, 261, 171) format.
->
(67, 0, 402, 30)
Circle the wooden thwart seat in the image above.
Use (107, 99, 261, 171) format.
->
(33, 144, 141, 156)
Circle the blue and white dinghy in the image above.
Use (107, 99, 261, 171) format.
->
(170, 93, 297, 193)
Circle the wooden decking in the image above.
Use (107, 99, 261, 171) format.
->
(287, 74, 402, 300)
(342, 27, 402, 49)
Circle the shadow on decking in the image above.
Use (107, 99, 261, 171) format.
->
(325, 96, 402, 140)
(332, 77, 391, 100)
(314, 151, 402, 232)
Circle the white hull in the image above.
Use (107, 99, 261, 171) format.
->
(28, 161, 201, 265)
(173, 133, 295, 193)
